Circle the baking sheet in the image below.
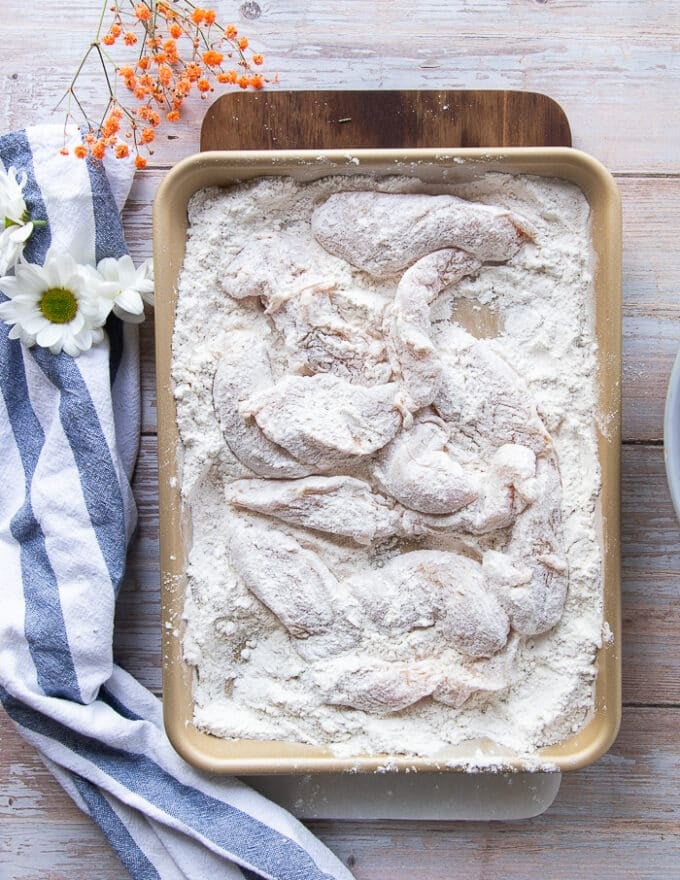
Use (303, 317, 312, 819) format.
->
(153, 148, 622, 775)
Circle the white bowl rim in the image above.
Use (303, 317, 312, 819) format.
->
(664, 347, 680, 521)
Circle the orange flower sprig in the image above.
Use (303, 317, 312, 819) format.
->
(59, 0, 270, 169)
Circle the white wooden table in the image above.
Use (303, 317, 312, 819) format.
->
(2, 2, 680, 877)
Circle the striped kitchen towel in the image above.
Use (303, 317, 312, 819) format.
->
(0, 125, 354, 880)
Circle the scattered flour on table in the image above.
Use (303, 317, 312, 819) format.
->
(173, 172, 604, 763)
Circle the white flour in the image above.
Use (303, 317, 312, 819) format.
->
(172, 171, 604, 762)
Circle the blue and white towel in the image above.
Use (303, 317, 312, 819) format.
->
(0, 125, 354, 880)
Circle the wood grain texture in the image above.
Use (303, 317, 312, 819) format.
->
(3, 1, 679, 171)
(3, 1, 680, 878)
(621, 445, 680, 704)
(200, 89, 572, 150)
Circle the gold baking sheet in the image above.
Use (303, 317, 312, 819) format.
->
(153, 148, 622, 774)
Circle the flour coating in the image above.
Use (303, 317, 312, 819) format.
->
(173, 172, 603, 761)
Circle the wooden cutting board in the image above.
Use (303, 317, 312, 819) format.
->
(200, 89, 571, 151)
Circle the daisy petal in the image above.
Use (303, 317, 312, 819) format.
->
(113, 302, 145, 323)
(37, 322, 64, 349)
(23, 315, 49, 335)
(10, 223, 34, 244)
(116, 288, 145, 315)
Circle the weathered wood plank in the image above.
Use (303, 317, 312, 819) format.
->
(0, 724, 127, 879)
(620, 177, 680, 442)
(2, 2, 680, 172)
(624, 316, 679, 444)
(310, 821, 680, 880)
(621, 445, 680, 704)
(2, 707, 679, 880)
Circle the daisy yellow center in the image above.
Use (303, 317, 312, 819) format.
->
(39, 287, 78, 324)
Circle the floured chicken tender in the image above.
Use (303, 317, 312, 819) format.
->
(225, 476, 402, 546)
(311, 191, 532, 274)
(212, 329, 314, 479)
(240, 373, 406, 468)
(175, 174, 602, 759)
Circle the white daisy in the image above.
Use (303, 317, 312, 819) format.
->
(95, 254, 154, 323)
(0, 250, 117, 357)
(0, 165, 42, 274)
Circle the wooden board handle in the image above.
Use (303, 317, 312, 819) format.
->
(201, 89, 572, 152)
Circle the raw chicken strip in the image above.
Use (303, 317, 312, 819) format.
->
(241, 373, 406, 469)
(212, 330, 313, 478)
(224, 233, 392, 384)
(314, 636, 517, 714)
(345, 550, 510, 659)
(312, 191, 531, 276)
(385, 248, 482, 408)
(270, 287, 391, 385)
(227, 518, 336, 640)
(221, 234, 333, 307)
(432, 637, 519, 708)
(313, 631, 519, 715)
(313, 656, 438, 714)
(374, 413, 481, 515)
(434, 324, 553, 456)
(402, 443, 538, 536)
(483, 455, 568, 636)
(224, 475, 402, 546)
